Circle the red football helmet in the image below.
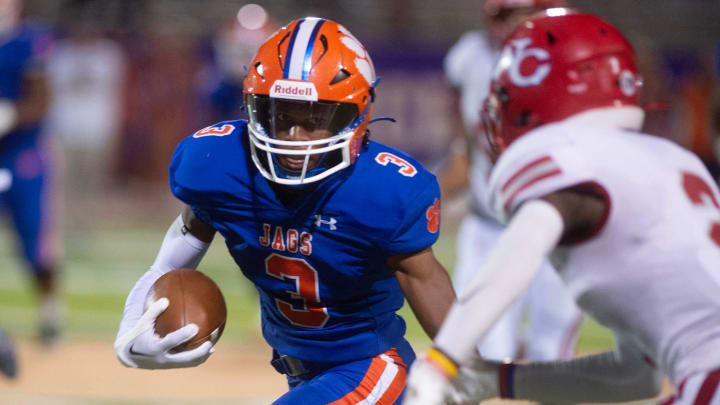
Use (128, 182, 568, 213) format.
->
(482, 9, 643, 154)
(244, 17, 376, 185)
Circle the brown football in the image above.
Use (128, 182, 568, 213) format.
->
(147, 268, 227, 353)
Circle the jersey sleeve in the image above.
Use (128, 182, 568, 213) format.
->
(384, 176, 442, 255)
(169, 136, 204, 207)
(488, 132, 596, 222)
(169, 121, 243, 208)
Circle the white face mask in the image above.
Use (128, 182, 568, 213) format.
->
(245, 95, 362, 185)
(0, 0, 19, 37)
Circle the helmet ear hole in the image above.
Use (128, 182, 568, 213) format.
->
(330, 69, 351, 85)
(515, 110, 533, 127)
(546, 31, 556, 45)
(255, 62, 265, 79)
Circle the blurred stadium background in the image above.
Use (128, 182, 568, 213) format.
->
(0, 0, 718, 403)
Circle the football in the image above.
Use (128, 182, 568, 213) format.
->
(147, 268, 227, 353)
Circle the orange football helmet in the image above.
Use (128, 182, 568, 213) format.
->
(244, 17, 377, 185)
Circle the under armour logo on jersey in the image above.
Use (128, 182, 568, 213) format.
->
(314, 215, 337, 230)
(496, 37, 551, 87)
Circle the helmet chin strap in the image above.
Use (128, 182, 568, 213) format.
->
(562, 106, 645, 131)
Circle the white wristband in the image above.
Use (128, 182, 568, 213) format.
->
(0, 99, 18, 138)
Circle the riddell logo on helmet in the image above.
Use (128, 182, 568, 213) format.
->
(270, 80, 318, 101)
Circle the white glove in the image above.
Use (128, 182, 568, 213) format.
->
(447, 358, 501, 404)
(0, 99, 17, 138)
(403, 350, 458, 405)
(114, 298, 214, 369)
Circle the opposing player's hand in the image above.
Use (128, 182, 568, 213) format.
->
(403, 349, 458, 405)
(114, 298, 214, 369)
(447, 357, 501, 404)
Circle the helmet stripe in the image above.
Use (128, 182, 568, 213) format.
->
(283, 17, 324, 80)
(302, 19, 325, 80)
(282, 18, 304, 78)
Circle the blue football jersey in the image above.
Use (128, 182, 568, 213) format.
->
(0, 25, 52, 151)
(170, 120, 441, 363)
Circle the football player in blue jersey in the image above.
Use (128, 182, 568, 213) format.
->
(114, 17, 456, 404)
(0, 0, 62, 346)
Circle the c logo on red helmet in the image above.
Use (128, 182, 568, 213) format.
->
(499, 38, 551, 87)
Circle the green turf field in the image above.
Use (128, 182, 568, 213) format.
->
(0, 219, 613, 353)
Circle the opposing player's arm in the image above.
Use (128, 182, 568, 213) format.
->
(389, 247, 456, 339)
(405, 189, 608, 404)
(405, 197, 577, 405)
(540, 187, 607, 242)
(432, 198, 565, 364)
(114, 205, 216, 369)
(449, 333, 663, 404)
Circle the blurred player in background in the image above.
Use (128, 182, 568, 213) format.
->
(440, 0, 580, 363)
(115, 17, 456, 404)
(405, 9, 720, 405)
(47, 0, 126, 221)
(0, 0, 62, 346)
(203, 3, 275, 123)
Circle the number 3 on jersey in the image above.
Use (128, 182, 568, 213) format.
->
(375, 152, 417, 177)
(265, 254, 329, 328)
(682, 171, 720, 247)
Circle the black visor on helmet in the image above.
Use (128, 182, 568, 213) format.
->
(245, 95, 359, 137)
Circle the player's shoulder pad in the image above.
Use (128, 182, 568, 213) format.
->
(346, 140, 438, 209)
(344, 141, 440, 250)
(170, 120, 249, 202)
(359, 140, 436, 185)
(488, 124, 592, 221)
(173, 120, 246, 159)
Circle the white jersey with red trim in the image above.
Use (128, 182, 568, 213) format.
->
(488, 120, 720, 384)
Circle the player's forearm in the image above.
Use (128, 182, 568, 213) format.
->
(510, 349, 663, 403)
(434, 200, 564, 362)
(393, 248, 456, 339)
(400, 263, 455, 339)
